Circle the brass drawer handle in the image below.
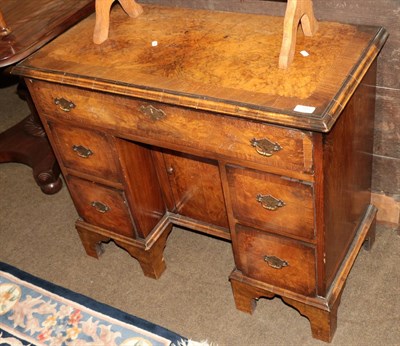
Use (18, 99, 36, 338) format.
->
(250, 138, 282, 157)
(256, 194, 285, 211)
(91, 201, 110, 213)
(72, 145, 93, 158)
(264, 255, 289, 269)
(54, 97, 76, 112)
(139, 104, 166, 121)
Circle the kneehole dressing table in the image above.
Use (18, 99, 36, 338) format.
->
(13, 4, 387, 342)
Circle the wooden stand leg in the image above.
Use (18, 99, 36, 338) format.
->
(279, 0, 318, 69)
(93, 0, 143, 44)
(0, 81, 62, 194)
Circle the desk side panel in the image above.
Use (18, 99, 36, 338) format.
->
(323, 61, 377, 289)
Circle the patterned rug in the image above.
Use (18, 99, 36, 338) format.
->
(0, 262, 202, 346)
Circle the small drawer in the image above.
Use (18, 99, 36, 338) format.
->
(234, 225, 316, 296)
(49, 123, 120, 183)
(67, 176, 135, 238)
(29, 81, 313, 176)
(226, 166, 315, 241)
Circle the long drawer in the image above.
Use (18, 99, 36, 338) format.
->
(29, 80, 314, 177)
(234, 225, 316, 296)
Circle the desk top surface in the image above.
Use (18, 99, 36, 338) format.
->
(14, 4, 388, 132)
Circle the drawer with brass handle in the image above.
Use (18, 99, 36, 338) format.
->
(234, 225, 316, 296)
(67, 176, 135, 238)
(226, 165, 315, 241)
(28, 81, 314, 179)
(48, 122, 121, 183)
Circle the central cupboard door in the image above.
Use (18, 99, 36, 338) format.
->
(161, 150, 229, 230)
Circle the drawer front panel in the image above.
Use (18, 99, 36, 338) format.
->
(30, 81, 313, 175)
(67, 176, 135, 238)
(227, 166, 315, 241)
(235, 225, 316, 296)
(49, 122, 120, 182)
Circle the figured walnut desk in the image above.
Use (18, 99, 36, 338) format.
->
(13, 5, 388, 342)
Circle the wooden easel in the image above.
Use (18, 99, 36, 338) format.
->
(279, 0, 318, 69)
(93, 0, 142, 44)
(93, 0, 318, 69)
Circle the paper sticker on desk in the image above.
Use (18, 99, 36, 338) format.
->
(294, 105, 316, 114)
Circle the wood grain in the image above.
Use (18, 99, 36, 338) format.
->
(226, 165, 315, 241)
(322, 62, 377, 290)
(93, 0, 143, 44)
(0, 8, 11, 36)
(0, 0, 95, 67)
(14, 4, 387, 132)
(67, 175, 135, 238)
(279, 0, 318, 69)
(234, 225, 316, 296)
(161, 151, 229, 229)
(18, 5, 383, 341)
(137, 0, 400, 203)
(48, 122, 121, 183)
(27, 80, 315, 180)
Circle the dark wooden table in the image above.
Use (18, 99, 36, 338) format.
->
(0, 0, 94, 193)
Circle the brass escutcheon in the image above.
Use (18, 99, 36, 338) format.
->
(54, 97, 76, 112)
(72, 145, 93, 158)
(264, 255, 289, 269)
(250, 138, 282, 157)
(256, 194, 285, 211)
(91, 201, 110, 213)
(139, 104, 166, 121)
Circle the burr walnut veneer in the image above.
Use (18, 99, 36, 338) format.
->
(13, 5, 388, 342)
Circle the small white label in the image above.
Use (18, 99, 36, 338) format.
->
(294, 105, 316, 114)
(151, 40, 158, 47)
(300, 50, 310, 57)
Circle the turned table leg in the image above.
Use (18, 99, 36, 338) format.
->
(279, 0, 318, 69)
(0, 81, 62, 194)
(93, 0, 143, 44)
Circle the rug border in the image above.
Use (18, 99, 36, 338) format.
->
(0, 261, 186, 345)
